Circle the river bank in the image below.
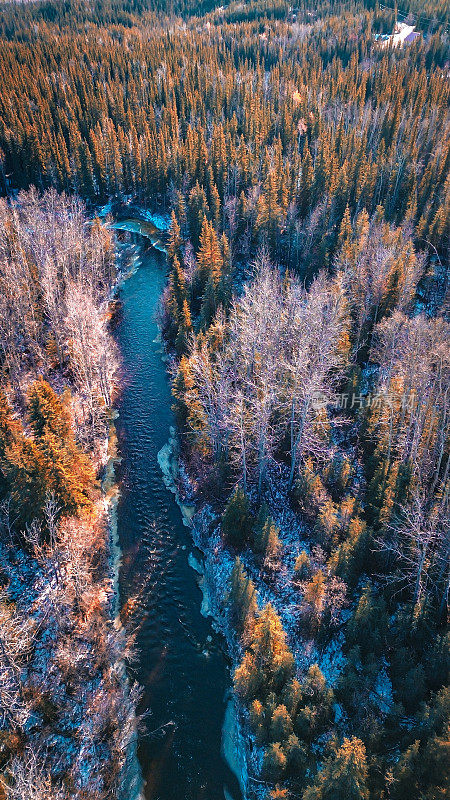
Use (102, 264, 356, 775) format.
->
(101, 415, 144, 800)
(157, 428, 249, 800)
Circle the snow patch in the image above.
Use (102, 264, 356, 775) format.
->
(222, 692, 248, 800)
(139, 209, 171, 231)
(157, 428, 196, 527)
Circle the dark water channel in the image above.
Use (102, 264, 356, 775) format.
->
(114, 224, 241, 800)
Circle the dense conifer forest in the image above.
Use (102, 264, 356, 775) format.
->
(0, 0, 448, 797)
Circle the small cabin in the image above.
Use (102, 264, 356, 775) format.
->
(374, 22, 421, 49)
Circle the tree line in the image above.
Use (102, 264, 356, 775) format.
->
(0, 0, 448, 278)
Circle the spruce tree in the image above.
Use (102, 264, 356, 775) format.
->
(0, 389, 21, 470)
(28, 378, 71, 440)
(27, 380, 95, 516)
(262, 742, 287, 782)
(228, 556, 257, 635)
(234, 603, 294, 701)
(270, 705, 293, 743)
(175, 298, 193, 356)
(222, 487, 251, 548)
(346, 583, 388, 657)
(254, 510, 281, 560)
(168, 211, 182, 265)
(172, 356, 200, 433)
(3, 435, 49, 528)
(337, 205, 352, 261)
(294, 550, 310, 580)
(302, 737, 369, 800)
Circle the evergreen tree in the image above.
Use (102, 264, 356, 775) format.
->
(262, 742, 287, 782)
(0, 389, 21, 493)
(234, 603, 294, 701)
(1, 433, 49, 528)
(302, 737, 369, 800)
(167, 210, 182, 265)
(188, 182, 209, 250)
(249, 698, 266, 742)
(28, 378, 71, 440)
(303, 571, 326, 625)
(337, 205, 353, 262)
(329, 517, 369, 585)
(172, 356, 199, 432)
(222, 487, 252, 548)
(27, 380, 95, 517)
(298, 142, 313, 217)
(175, 298, 193, 356)
(294, 550, 311, 580)
(346, 583, 388, 657)
(166, 256, 191, 348)
(270, 704, 293, 743)
(253, 507, 281, 560)
(228, 556, 257, 635)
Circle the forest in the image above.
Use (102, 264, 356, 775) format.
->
(0, 0, 448, 797)
(0, 189, 142, 798)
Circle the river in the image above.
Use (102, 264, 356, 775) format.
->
(114, 227, 242, 800)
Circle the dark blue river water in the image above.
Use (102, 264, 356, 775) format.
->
(114, 235, 241, 800)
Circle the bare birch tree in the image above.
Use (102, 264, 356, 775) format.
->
(378, 489, 449, 616)
(283, 272, 348, 488)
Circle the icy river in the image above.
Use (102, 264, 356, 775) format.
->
(114, 221, 242, 800)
